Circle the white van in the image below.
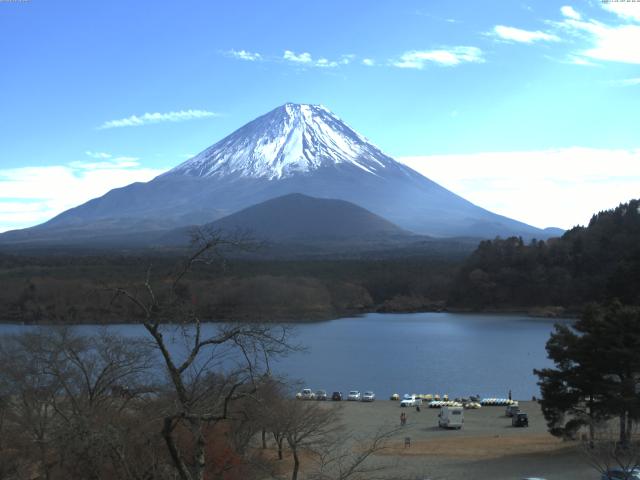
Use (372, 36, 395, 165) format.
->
(438, 406, 464, 429)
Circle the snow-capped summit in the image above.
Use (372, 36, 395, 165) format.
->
(0, 103, 560, 246)
(167, 103, 394, 180)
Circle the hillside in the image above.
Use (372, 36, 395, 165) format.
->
(449, 199, 640, 310)
(159, 193, 411, 246)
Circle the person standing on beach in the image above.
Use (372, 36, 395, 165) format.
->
(508, 389, 512, 401)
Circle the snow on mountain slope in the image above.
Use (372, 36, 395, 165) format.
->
(0, 103, 562, 246)
(166, 104, 392, 180)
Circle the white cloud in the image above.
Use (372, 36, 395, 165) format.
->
(602, 3, 640, 22)
(283, 50, 313, 64)
(567, 54, 599, 66)
(609, 77, 640, 87)
(554, 12, 640, 64)
(362, 58, 375, 66)
(226, 49, 262, 61)
(282, 50, 353, 68)
(315, 58, 339, 68)
(99, 109, 219, 129)
(399, 147, 640, 229)
(0, 160, 168, 232)
(69, 156, 141, 170)
(393, 46, 484, 68)
(492, 25, 560, 43)
(560, 6, 581, 20)
(84, 151, 112, 159)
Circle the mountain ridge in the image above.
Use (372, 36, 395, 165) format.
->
(0, 103, 563, 247)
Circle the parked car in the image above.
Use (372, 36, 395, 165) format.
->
(362, 391, 376, 402)
(438, 406, 464, 429)
(347, 390, 361, 401)
(315, 390, 327, 400)
(512, 412, 529, 427)
(601, 467, 640, 479)
(400, 394, 422, 407)
(299, 388, 315, 400)
(331, 391, 343, 401)
(506, 404, 520, 417)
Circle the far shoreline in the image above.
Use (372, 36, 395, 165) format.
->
(0, 306, 578, 327)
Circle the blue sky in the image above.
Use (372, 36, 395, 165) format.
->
(1, 0, 639, 231)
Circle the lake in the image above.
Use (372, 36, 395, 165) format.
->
(0, 312, 564, 400)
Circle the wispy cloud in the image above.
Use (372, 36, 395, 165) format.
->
(84, 151, 112, 159)
(560, 5, 581, 20)
(399, 147, 640, 229)
(602, 2, 640, 22)
(552, 6, 640, 64)
(491, 25, 560, 43)
(609, 77, 640, 87)
(0, 158, 168, 232)
(315, 58, 339, 68)
(283, 50, 313, 64)
(226, 49, 262, 61)
(69, 156, 141, 170)
(282, 50, 348, 68)
(362, 58, 375, 66)
(566, 54, 599, 66)
(98, 109, 220, 129)
(392, 46, 484, 68)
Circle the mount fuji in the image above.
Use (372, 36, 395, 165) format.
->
(1, 103, 557, 247)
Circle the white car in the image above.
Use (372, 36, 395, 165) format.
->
(361, 391, 376, 402)
(299, 388, 315, 400)
(347, 390, 361, 401)
(400, 394, 422, 407)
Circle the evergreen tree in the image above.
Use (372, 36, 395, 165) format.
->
(535, 302, 640, 445)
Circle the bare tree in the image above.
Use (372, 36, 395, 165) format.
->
(280, 400, 341, 480)
(583, 421, 640, 480)
(111, 230, 296, 480)
(309, 425, 406, 480)
(0, 327, 161, 480)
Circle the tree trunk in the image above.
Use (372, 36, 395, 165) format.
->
(619, 411, 628, 447)
(190, 419, 207, 480)
(291, 447, 300, 480)
(274, 433, 283, 460)
(262, 429, 267, 449)
(162, 417, 192, 480)
(588, 397, 595, 448)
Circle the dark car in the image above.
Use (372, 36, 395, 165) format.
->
(601, 467, 640, 479)
(331, 391, 343, 401)
(512, 412, 529, 427)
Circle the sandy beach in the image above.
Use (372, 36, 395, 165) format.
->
(319, 400, 595, 480)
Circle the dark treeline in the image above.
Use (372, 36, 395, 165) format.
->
(0, 253, 460, 324)
(449, 199, 640, 312)
(2, 198, 638, 324)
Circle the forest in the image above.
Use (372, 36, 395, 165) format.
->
(0, 199, 638, 324)
(449, 199, 640, 311)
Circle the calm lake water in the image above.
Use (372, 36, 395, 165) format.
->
(0, 312, 565, 399)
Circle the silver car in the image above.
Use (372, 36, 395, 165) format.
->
(362, 391, 376, 402)
(347, 390, 361, 401)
